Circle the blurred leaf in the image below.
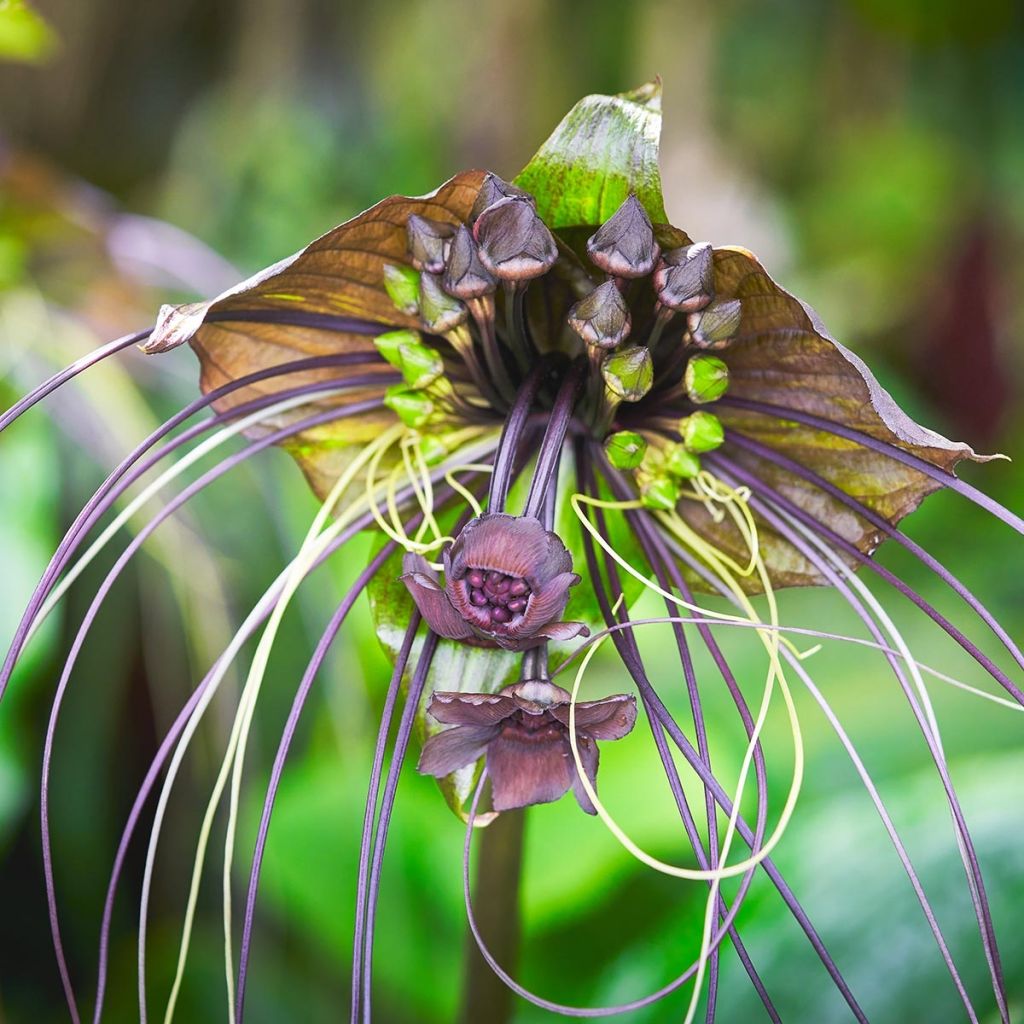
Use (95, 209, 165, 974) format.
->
(0, 0, 58, 64)
(514, 81, 671, 229)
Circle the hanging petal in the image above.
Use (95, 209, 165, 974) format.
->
(570, 736, 600, 815)
(551, 694, 637, 740)
(427, 691, 516, 727)
(487, 733, 574, 812)
(418, 725, 499, 777)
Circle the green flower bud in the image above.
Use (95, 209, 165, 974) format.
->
(601, 346, 653, 402)
(417, 434, 450, 465)
(678, 411, 724, 453)
(604, 430, 647, 470)
(396, 343, 444, 390)
(684, 355, 729, 404)
(666, 444, 701, 479)
(384, 385, 435, 428)
(637, 472, 679, 510)
(687, 298, 741, 350)
(419, 272, 468, 334)
(374, 329, 421, 367)
(382, 264, 421, 316)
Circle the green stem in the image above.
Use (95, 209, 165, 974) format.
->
(458, 807, 527, 1024)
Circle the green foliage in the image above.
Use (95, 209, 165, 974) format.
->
(0, 0, 57, 63)
(514, 82, 669, 230)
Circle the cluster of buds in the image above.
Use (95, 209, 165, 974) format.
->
(604, 408, 726, 509)
(378, 174, 563, 414)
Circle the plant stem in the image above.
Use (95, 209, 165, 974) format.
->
(458, 807, 527, 1024)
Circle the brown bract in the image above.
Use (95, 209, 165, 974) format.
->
(400, 514, 589, 651)
(140, 171, 486, 500)
(669, 245, 995, 589)
(418, 679, 636, 813)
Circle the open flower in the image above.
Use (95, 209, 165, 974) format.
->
(5, 81, 1021, 1024)
(418, 679, 636, 813)
(400, 513, 588, 650)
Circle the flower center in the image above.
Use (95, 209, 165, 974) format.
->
(462, 568, 532, 626)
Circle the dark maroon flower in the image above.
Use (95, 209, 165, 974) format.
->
(400, 513, 589, 651)
(418, 679, 637, 813)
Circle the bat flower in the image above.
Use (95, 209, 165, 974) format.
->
(400, 513, 589, 650)
(418, 679, 636, 813)
(5, 81, 1023, 1024)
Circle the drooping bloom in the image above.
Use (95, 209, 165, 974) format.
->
(418, 679, 636, 813)
(3, 81, 1021, 1024)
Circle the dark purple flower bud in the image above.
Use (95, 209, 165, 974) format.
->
(443, 225, 498, 300)
(653, 241, 714, 313)
(687, 297, 742, 350)
(418, 679, 636, 813)
(585, 194, 660, 278)
(419, 271, 468, 334)
(407, 214, 454, 274)
(470, 172, 536, 221)
(567, 280, 631, 349)
(473, 198, 558, 282)
(400, 513, 588, 651)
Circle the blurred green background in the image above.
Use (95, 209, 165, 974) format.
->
(1, 1, 1022, 1021)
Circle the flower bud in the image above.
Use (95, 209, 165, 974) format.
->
(473, 197, 558, 282)
(585, 194, 660, 278)
(604, 430, 647, 470)
(443, 225, 497, 300)
(397, 343, 444, 390)
(666, 444, 701, 479)
(384, 385, 435, 428)
(471, 172, 535, 221)
(374, 330, 442, 388)
(373, 329, 421, 366)
(636, 472, 680, 510)
(382, 263, 421, 316)
(419, 272, 468, 334)
(417, 434, 450, 465)
(407, 215, 453, 274)
(678, 411, 724, 453)
(567, 280, 631, 349)
(601, 346, 653, 403)
(654, 242, 714, 313)
(684, 355, 730, 405)
(687, 298, 741, 350)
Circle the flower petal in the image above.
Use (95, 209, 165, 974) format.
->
(427, 691, 516, 727)
(400, 565, 475, 642)
(487, 734, 574, 812)
(550, 694, 637, 740)
(531, 621, 591, 644)
(448, 513, 569, 584)
(571, 736, 600, 815)
(512, 571, 578, 636)
(418, 725, 498, 777)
